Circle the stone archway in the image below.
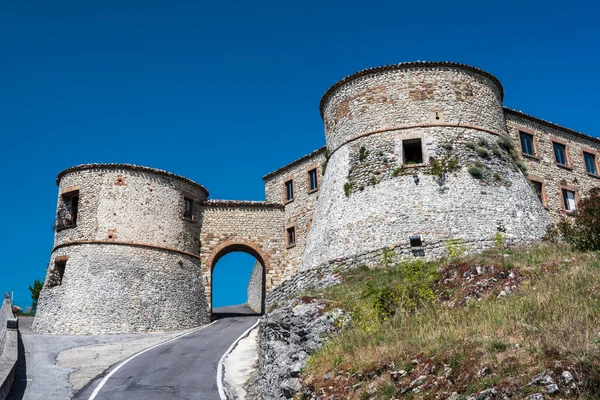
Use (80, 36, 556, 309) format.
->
(207, 240, 267, 314)
(198, 200, 286, 315)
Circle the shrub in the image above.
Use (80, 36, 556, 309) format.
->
(392, 166, 406, 177)
(441, 143, 453, 150)
(445, 238, 467, 263)
(465, 142, 476, 150)
(497, 136, 514, 152)
(493, 173, 502, 182)
(468, 166, 483, 178)
(321, 148, 331, 176)
(359, 146, 369, 161)
(492, 144, 502, 157)
(516, 160, 528, 174)
(477, 137, 489, 148)
(476, 147, 490, 158)
(474, 160, 484, 168)
(558, 187, 600, 251)
(344, 182, 353, 197)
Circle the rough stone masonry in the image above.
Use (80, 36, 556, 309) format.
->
(34, 61, 600, 335)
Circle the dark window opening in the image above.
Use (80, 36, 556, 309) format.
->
(553, 142, 568, 166)
(286, 226, 296, 246)
(55, 260, 66, 285)
(531, 181, 544, 204)
(308, 168, 318, 192)
(56, 191, 79, 230)
(183, 197, 194, 220)
(285, 180, 294, 202)
(584, 152, 598, 175)
(562, 189, 577, 212)
(403, 139, 423, 165)
(520, 132, 535, 156)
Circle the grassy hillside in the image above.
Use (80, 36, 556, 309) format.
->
(299, 243, 600, 399)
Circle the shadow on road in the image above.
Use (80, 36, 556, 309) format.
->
(7, 332, 27, 400)
(211, 304, 261, 321)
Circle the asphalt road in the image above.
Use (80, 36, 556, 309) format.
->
(74, 305, 259, 400)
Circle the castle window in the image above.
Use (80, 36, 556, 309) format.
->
(286, 226, 296, 247)
(553, 142, 569, 167)
(183, 197, 194, 221)
(285, 179, 294, 202)
(308, 168, 318, 192)
(529, 178, 547, 207)
(403, 139, 423, 165)
(519, 132, 535, 156)
(56, 190, 79, 231)
(55, 259, 66, 285)
(584, 152, 598, 175)
(562, 189, 577, 213)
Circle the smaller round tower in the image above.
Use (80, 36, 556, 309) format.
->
(33, 164, 210, 334)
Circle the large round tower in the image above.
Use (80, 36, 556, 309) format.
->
(33, 164, 210, 334)
(302, 62, 550, 269)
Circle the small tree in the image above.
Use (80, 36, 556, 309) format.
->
(558, 187, 600, 251)
(29, 279, 43, 312)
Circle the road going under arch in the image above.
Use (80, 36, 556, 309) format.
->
(74, 305, 259, 400)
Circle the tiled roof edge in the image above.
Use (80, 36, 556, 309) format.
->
(262, 146, 326, 181)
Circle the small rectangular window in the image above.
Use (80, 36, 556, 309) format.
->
(183, 197, 194, 220)
(308, 168, 318, 192)
(286, 226, 296, 247)
(553, 142, 568, 166)
(562, 189, 577, 212)
(584, 152, 598, 175)
(519, 132, 535, 156)
(55, 259, 66, 285)
(57, 191, 79, 230)
(285, 180, 294, 202)
(530, 180, 544, 205)
(403, 139, 423, 165)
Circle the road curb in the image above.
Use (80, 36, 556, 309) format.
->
(217, 319, 261, 400)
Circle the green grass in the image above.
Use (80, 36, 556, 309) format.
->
(302, 244, 600, 398)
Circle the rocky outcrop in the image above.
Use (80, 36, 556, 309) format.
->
(248, 299, 349, 399)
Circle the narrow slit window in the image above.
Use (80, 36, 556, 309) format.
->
(562, 189, 577, 212)
(519, 132, 535, 156)
(308, 168, 318, 192)
(553, 142, 568, 166)
(183, 197, 194, 220)
(285, 180, 294, 202)
(286, 226, 296, 246)
(403, 139, 423, 165)
(55, 260, 66, 285)
(584, 152, 598, 175)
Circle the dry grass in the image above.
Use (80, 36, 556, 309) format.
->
(302, 244, 600, 398)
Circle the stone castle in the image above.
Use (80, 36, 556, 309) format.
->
(33, 61, 600, 334)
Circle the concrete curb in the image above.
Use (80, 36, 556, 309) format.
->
(217, 319, 260, 400)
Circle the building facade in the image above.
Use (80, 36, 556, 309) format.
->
(34, 62, 600, 334)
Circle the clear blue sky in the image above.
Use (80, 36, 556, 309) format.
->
(1, 1, 598, 309)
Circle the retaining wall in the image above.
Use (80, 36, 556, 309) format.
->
(0, 297, 17, 400)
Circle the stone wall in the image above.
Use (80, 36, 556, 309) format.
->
(34, 164, 210, 335)
(505, 110, 600, 223)
(263, 148, 326, 279)
(199, 200, 285, 310)
(302, 63, 550, 270)
(0, 296, 17, 400)
(247, 261, 264, 313)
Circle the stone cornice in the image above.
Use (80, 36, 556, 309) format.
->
(56, 163, 209, 197)
(262, 147, 326, 181)
(201, 200, 285, 210)
(504, 108, 600, 147)
(319, 61, 504, 118)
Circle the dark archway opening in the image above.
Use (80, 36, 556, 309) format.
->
(210, 245, 266, 320)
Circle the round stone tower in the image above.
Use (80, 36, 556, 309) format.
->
(33, 164, 210, 334)
(302, 62, 550, 269)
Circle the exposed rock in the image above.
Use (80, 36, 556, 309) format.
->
(561, 370, 574, 385)
(525, 394, 544, 400)
(249, 298, 349, 399)
(467, 388, 497, 400)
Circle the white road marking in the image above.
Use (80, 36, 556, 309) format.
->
(87, 321, 217, 400)
(217, 319, 261, 400)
